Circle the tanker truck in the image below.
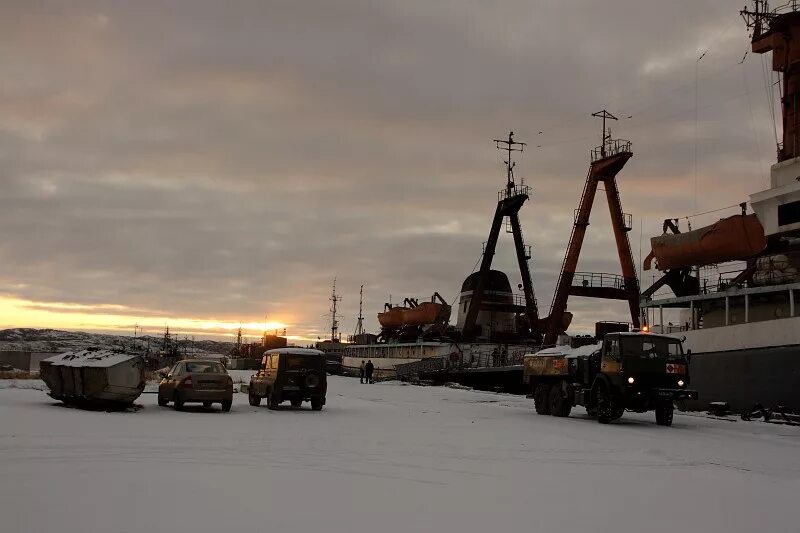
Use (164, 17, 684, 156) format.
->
(523, 331, 697, 425)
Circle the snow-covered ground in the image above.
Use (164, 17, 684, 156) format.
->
(1, 377, 798, 533)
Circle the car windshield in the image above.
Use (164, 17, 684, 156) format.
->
(185, 361, 225, 373)
(285, 355, 319, 370)
(620, 337, 682, 358)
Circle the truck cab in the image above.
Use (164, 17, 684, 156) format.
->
(523, 332, 698, 425)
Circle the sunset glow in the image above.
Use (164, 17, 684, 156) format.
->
(0, 296, 297, 341)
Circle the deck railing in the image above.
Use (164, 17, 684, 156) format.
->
(590, 139, 632, 162)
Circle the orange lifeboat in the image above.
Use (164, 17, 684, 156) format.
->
(377, 306, 407, 328)
(401, 302, 450, 326)
(644, 214, 767, 271)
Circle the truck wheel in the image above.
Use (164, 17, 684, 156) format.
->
(248, 390, 261, 406)
(549, 382, 573, 417)
(595, 384, 618, 424)
(311, 398, 323, 411)
(221, 399, 232, 412)
(656, 401, 674, 426)
(158, 395, 168, 407)
(533, 384, 552, 415)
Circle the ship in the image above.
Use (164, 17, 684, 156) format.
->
(640, 1, 800, 412)
(340, 133, 570, 391)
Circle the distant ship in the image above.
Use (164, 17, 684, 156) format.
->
(640, 2, 800, 412)
(342, 132, 558, 389)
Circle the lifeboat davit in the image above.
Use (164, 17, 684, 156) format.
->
(644, 214, 767, 271)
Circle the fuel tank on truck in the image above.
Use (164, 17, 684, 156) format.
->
(644, 214, 767, 271)
(40, 349, 145, 408)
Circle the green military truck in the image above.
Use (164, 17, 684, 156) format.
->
(523, 332, 697, 425)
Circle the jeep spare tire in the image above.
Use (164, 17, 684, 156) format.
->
(304, 372, 321, 389)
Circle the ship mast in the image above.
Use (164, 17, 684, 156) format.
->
(330, 277, 341, 342)
(461, 131, 542, 343)
(742, 1, 800, 161)
(354, 284, 365, 337)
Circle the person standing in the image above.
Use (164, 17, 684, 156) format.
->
(365, 359, 374, 384)
(359, 360, 366, 384)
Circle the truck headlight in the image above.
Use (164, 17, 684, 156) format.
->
(627, 377, 635, 384)
(677, 380, 685, 387)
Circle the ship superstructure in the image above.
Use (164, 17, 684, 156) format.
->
(640, 1, 800, 412)
(342, 133, 549, 385)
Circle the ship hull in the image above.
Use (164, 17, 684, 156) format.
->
(685, 344, 800, 413)
(342, 341, 532, 383)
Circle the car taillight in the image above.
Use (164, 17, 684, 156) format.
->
(226, 376, 233, 386)
(182, 376, 193, 388)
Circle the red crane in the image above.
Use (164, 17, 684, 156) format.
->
(544, 111, 641, 345)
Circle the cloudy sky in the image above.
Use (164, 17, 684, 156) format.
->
(0, 0, 777, 341)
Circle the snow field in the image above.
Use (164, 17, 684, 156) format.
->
(1, 376, 798, 533)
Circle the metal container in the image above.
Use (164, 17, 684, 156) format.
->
(40, 350, 145, 408)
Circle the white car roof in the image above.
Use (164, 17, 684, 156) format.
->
(265, 348, 325, 356)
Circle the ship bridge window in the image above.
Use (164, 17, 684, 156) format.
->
(778, 200, 800, 226)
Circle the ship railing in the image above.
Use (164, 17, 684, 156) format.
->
(573, 271, 628, 290)
(393, 357, 445, 380)
(590, 139, 632, 162)
(497, 184, 531, 202)
(745, 2, 800, 39)
(463, 346, 529, 369)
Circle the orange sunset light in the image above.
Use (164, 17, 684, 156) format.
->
(0, 295, 292, 340)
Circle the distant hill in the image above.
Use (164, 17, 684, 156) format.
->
(0, 328, 235, 355)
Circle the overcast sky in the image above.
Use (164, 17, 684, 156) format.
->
(0, 1, 777, 340)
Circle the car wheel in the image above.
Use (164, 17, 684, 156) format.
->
(266, 391, 278, 410)
(655, 401, 674, 426)
(173, 391, 184, 411)
(158, 395, 168, 407)
(221, 398, 232, 412)
(533, 383, 551, 415)
(203, 401, 212, 408)
(248, 390, 261, 406)
(311, 398, 323, 411)
(291, 399, 302, 407)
